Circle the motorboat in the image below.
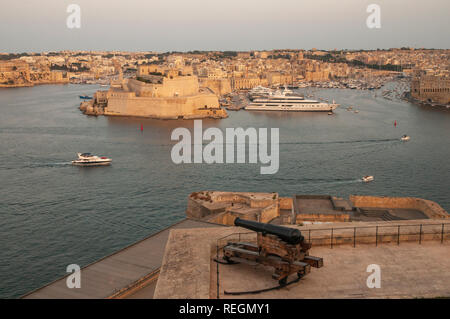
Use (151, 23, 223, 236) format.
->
(362, 176, 374, 183)
(400, 135, 410, 141)
(79, 95, 93, 100)
(72, 153, 112, 166)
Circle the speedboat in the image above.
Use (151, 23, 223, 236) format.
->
(400, 135, 410, 141)
(72, 153, 112, 166)
(79, 95, 93, 100)
(362, 176, 374, 183)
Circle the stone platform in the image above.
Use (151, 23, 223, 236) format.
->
(154, 219, 450, 299)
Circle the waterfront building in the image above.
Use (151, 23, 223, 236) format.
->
(411, 74, 450, 105)
(0, 59, 68, 87)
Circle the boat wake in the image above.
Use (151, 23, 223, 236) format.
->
(28, 162, 72, 168)
(280, 138, 399, 145)
(254, 176, 363, 186)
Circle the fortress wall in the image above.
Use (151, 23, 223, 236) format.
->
(214, 193, 250, 205)
(186, 198, 216, 219)
(161, 76, 199, 97)
(249, 198, 277, 209)
(260, 203, 279, 223)
(279, 197, 293, 210)
(208, 212, 241, 226)
(105, 93, 220, 119)
(127, 77, 200, 98)
(296, 212, 351, 223)
(199, 78, 232, 96)
(350, 195, 449, 219)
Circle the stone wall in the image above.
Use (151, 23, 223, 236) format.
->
(186, 192, 280, 225)
(127, 76, 200, 98)
(260, 203, 279, 223)
(296, 212, 350, 223)
(278, 197, 293, 210)
(199, 78, 232, 96)
(104, 92, 225, 119)
(350, 195, 449, 219)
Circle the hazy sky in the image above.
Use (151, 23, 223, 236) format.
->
(1, 0, 449, 52)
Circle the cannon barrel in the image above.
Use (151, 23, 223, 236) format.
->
(234, 218, 304, 245)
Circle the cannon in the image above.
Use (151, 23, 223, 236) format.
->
(234, 218, 304, 245)
(222, 218, 323, 288)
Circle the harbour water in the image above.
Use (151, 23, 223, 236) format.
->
(0, 83, 449, 298)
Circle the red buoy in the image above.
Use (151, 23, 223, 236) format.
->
(140, 124, 143, 131)
(394, 120, 397, 127)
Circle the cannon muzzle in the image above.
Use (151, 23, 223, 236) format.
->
(234, 218, 304, 245)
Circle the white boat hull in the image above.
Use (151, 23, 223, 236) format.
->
(245, 103, 339, 112)
(362, 176, 374, 182)
(72, 160, 111, 166)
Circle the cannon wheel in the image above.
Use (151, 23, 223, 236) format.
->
(278, 277, 287, 286)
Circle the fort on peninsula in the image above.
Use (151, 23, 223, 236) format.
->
(79, 57, 228, 120)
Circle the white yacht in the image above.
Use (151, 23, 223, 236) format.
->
(248, 86, 273, 100)
(245, 91, 339, 112)
(72, 153, 112, 166)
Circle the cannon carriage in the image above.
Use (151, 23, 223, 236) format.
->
(222, 218, 323, 286)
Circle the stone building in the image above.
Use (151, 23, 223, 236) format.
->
(230, 76, 267, 90)
(411, 75, 450, 105)
(137, 64, 193, 77)
(0, 59, 68, 87)
(0, 60, 31, 86)
(266, 72, 294, 86)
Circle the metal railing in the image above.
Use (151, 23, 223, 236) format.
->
(302, 222, 448, 248)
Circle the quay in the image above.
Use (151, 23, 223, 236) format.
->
(22, 218, 225, 299)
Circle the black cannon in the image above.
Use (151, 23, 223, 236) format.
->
(222, 217, 323, 290)
(234, 217, 304, 245)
